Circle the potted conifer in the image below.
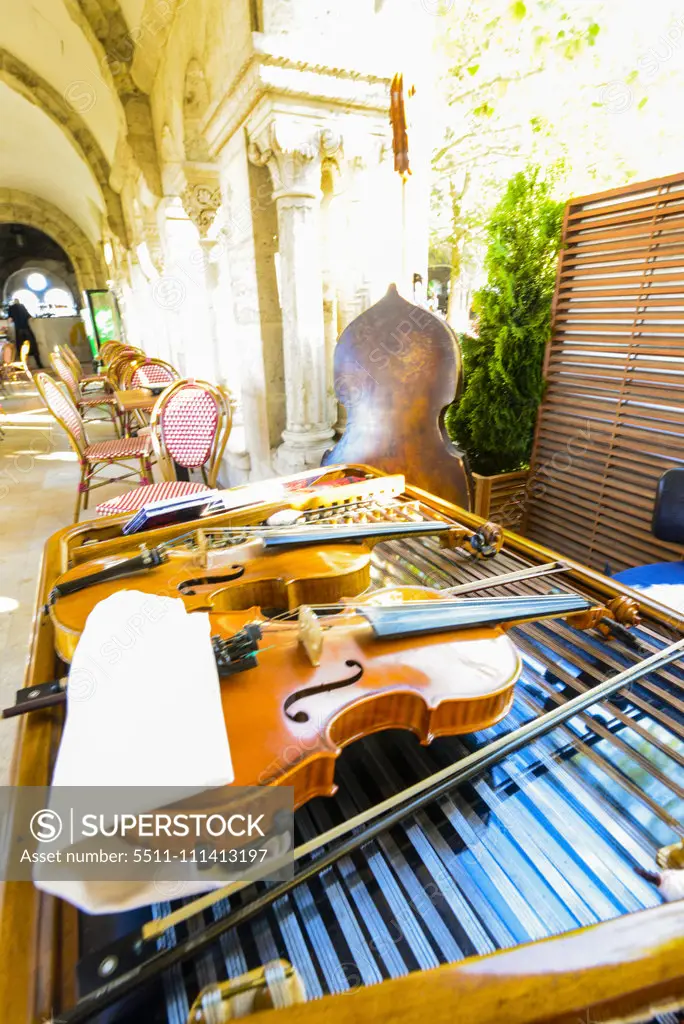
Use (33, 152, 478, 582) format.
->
(446, 165, 564, 530)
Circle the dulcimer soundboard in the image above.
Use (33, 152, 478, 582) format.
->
(3, 466, 684, 1024)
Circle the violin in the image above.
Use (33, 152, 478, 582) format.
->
(322, 285, 472, 509)
(197, 586, 601, 806)
(8, 585, 640, 812)
(47, 519, 504, 664)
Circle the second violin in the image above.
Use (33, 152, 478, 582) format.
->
(47, 517, 503, 663)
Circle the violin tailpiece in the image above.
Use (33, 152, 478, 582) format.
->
(298, 605, 324, 666)
(211, 625, 262, 676)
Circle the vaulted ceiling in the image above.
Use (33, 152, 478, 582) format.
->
(0, 83, 106, 242)
(0, 0, 156, 248)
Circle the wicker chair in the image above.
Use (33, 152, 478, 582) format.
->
(50, 350, 120, 434)
(94, 379, 232, 516)
(59, 345, 109, 392)
(99, 340, 124, 367)
(105, 348, 144, 390)
(121, 357, 179, 390)
(35, 372, 155, 521)
(1, 340, 32, 389)
(152, 379, 231, 485)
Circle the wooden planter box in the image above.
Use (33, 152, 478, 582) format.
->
(472, 469, 530, 533)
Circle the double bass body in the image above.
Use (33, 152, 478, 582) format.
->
(323, 285, 473, 510)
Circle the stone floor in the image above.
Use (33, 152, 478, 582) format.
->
(0, 381, 155, 785)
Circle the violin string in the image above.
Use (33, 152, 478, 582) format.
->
(222, 591, 587, 641)
(157, 500, 431, 552)
(264, 591, 581, 617)
(212, 567, 575, 638)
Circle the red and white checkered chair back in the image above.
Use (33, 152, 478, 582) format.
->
(35, 371, 86, 455)
(151, 379, 232, 486)
(51, 351, 81, 403)
(129, 359, 178, 389)
(159, 385, 219, 467)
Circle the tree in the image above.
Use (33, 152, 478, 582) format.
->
(430, 0, 684, 320)
(445, 165, 563, 475)
(429, 0, 602, 323)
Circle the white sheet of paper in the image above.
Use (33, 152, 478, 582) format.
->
(36, 591, 235, 914)
(52, 591, 233, 791)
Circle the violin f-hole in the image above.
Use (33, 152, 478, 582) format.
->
(284, 660, 364, 724)
(177, 567, 245, 596)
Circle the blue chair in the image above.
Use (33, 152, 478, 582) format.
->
(613, 469, 684, 589)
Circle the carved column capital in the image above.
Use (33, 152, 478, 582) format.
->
(180, 165, 222, 238)
(247, 117, 342, 200)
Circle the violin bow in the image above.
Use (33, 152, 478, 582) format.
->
(60, 636, 684, 1024)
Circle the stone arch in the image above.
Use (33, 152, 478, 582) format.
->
(0, 190, 107, 294)
(63, 0, 162, 196)
(0, 48, 127, 243)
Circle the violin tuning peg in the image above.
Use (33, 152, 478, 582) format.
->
(298, 605, 324, 666)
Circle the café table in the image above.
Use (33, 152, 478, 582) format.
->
(114, 388, 156, 435)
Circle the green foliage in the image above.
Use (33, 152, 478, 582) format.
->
(445, 166, 563, 475)
(429, 0, 605, 320)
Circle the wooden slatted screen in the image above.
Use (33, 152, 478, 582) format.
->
(524, 172, 684, 573)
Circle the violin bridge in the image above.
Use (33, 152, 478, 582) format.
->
(298, 605, 324, 666)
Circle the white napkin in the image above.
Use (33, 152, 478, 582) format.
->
(35, 591, 235, 913)
(52, 591, 233, 791)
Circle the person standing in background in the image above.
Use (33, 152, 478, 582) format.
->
(7, 299, 43, 367)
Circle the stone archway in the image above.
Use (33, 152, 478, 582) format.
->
(0, 190, 107, 295)
(0, 48, 127, 243)
(63, 0, 162, 197)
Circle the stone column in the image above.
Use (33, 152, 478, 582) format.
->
(248, 118, 340, 474)
(181, 172, 224, 382)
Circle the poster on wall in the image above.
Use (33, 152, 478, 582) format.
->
(83, 290, 123, 358)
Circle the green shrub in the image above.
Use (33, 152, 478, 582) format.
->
(446, 166, 564, 475)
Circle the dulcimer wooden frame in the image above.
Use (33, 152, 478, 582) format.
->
(2, 464, 684, 1024)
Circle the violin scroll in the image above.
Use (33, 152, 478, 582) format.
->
(467, 522, 504, 559)
(436, 521, 503, 559)
(566, 594, 640, 637)
(605, 595, 641, 628)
